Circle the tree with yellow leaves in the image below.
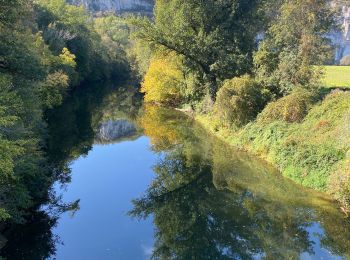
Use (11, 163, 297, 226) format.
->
(141, 53, 185, 106)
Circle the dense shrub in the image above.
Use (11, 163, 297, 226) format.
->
(335, 108, 350, 150)
(201, 90, 350, 193)
(40, 71, 69, 108)
(214, 75, 266, 127)
(340, 55, 350, 66)
(329, 155, 350, 212)
(258, 88, 313, 123)
(195, 94, 214, 114)
(328, 107, 350, 211)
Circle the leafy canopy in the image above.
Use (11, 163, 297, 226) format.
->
(254, 0, 335, 94)
(132, 0, 263, 99)
(141, 53, 184, 106)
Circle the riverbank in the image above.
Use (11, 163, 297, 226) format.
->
(195, 90, 350, 213)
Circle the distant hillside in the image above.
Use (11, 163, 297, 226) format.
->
(67, 0, 154, 14)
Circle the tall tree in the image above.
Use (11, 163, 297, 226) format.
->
(254, 0, 336, 95)
(132, 0, 263, 100)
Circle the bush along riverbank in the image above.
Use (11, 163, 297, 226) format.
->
(196, 89, 350, 213)
(128, 0, 350, 213)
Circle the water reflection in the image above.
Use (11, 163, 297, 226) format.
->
(1, 85, 350, 259)
(0, 210, 59, 259)
(96, 119, 136, 142)
(131, 105, 350, 259)
(0, 82, 142, 259)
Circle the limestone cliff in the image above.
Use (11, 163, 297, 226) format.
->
(330, 4, 350, 63)
(67, 0, 154, 13)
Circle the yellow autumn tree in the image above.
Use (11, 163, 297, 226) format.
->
(141, 53, 184, 106)
(59, 47, 76, 68)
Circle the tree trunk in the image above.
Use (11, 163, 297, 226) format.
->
(207, 73, 218, 102)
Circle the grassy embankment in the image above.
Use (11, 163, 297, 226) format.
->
(196, 66, 350, 211)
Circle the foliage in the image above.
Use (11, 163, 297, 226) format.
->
(0, 75, 27, 222)
(214, 75, 267, 127)
(195, 94, 215, 114)
(258, 88, 313, 123)
(40, 71, 69, 108)
(127, 38, 152, 79)
(321, 66, 350, 89)
(0, 75, 22, 127)
(0, 0, 30, 27)
(329, 154, 350, 211)
(35, 1, 129, 83)
(92, 14, 132, 79)
(0, 0, 49, 222)
(131, 0, 264, 99)
(141, 53, 185, 106)
(59, 47, 76, 68)
(198, 91, 350, 206)
(254, 0, 335, 94)
(0, 0, 128, 225)
(94, 15, 130, 55)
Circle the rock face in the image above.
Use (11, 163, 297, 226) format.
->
(330, 4, 350, 63)
(95, 119, 137, 144)
(67, 0, 154, 13)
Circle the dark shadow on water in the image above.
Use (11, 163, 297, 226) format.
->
(0, 81, 142, 259)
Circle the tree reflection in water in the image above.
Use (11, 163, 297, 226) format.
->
(131, 105, 350, 260)
(1, 82, 141, 259)
(2, 92, 350, 259)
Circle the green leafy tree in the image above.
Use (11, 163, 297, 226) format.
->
(40, 71, 70, 108)
(131, 0, 263, 100)
(254, 0, 335, 95)
(35, 0, 130, 82)
(0, 0, 130, 232)
(0, 0, 31, 27)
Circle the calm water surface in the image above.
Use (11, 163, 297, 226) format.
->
(53, 137, 156, 259)
(2, 83, 350, 259)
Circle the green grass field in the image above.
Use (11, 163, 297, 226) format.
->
(322, 66, 350, 89)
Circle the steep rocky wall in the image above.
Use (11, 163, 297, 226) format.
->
(67, 0, 154, 13)
(330, 4, 350, 63)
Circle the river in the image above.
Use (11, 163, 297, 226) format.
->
(1, 82, 350, 259)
